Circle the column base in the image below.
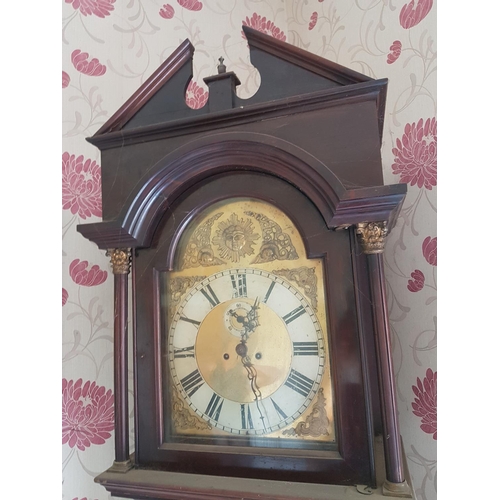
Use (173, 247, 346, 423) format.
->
(382, 479, 412, 498)
(108, 458, 134, 473)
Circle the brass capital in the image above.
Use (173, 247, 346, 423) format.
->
(356, 221, 388, 254)
(106, 248, 132, 275)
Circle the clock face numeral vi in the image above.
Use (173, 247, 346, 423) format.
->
(169, 268, 326, 435)
(241, 404, 254, 430)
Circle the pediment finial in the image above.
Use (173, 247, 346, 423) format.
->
(217, 56, 226, 74)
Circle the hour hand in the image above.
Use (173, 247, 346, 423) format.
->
(246, 297, 260, 333)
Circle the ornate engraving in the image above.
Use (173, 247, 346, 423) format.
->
(172, 392, 212, 431)
(273, 267, 318, 311)
(282, 388, 329, 437)
(106, 248, 132, 275)
(169, 276, 206, 318)
(245, 211, 298, 264)
(212, 213, 260, 263)
(182, 213, 225, 269)
(356, 221, 388, 254)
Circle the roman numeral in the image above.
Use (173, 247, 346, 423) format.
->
(293, 341, 319, 356)
(285, 369, 315, 397)
(180, 369, 204, 397)
(240, 404, 254, 430)
(270, 398, 287, 420)
(262, 281, 276, 303)
(205, 393, 224, 422)
(173, 345, 195, 358)
(200, 284, 220, 308)
(179, 316, 201, 327)
(283, 305, 306, 324)
(231, 273, 247, 298)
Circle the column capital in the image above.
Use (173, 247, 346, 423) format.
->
(106, 248, 132, 275)
(356, 221, 388, 254)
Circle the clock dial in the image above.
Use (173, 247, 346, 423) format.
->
(164, 197, 335, 444)
(168, 268, 325, 435)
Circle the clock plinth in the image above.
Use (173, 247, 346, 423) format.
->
(78, 26, 410, 499)
(94, 437, 415, 499)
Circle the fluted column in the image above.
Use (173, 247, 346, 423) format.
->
(106, 248, 133, 472)
(356, 222, 411, 497)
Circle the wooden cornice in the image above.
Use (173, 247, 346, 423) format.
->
(243, 26, 371, 86)
(87, 79, 387, 150)
(93, 39, 194, 136)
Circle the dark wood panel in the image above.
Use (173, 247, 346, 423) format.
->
(133, 172, 375, 486)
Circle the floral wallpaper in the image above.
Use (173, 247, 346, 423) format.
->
(62, 1, 436, 499)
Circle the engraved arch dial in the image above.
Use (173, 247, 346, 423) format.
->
(168, 268, 325, 435)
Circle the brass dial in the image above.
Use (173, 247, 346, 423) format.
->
(168, 268, 325, 435)
(166, 198, 335, 441)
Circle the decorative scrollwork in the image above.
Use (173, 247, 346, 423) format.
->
(212, 213, 260, 263)
(172, 392, 212, 431)
(182, 213, 225, 269)
(282, 388, 329, 437)
(356, 221, 388, 254)
(106, 248, 131, 275)
(273, 267, 318, 311)
(169, 276, 205, 318)
(245, 211, 298, 264)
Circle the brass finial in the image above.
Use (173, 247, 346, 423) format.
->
(217, 56, 226, 74)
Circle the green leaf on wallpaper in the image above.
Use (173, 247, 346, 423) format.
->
(425, 296, 436, 305)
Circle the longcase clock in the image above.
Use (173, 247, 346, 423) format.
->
(78, 27, 414, 500)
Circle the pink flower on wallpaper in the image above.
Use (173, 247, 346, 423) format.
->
(72, 498, 98, 500)
(65, 0, 115, 18)
(62, 71, 71, 88)
(242, 13, 286, 41)
(411, 368, 437, 440)
(62, 379, 114, 451)
(159, 4, 175, 18)
(422, 236, 437, 266)
(177, 0, 202, 11)
(392, 117, 437, 190)
(308, 12, 318, 31)
(70, 259, 108, 287)
(62, 288, 69, 306)
(407, 269, 424, 292)
(185, 80, 208, 110)
(387, 40, 402, 64)
(62, 152, 102, 219)
(71, 50, 106, 76)
(399, 0, 433, 29)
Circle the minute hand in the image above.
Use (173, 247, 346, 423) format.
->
(245, 297, 260, 335)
